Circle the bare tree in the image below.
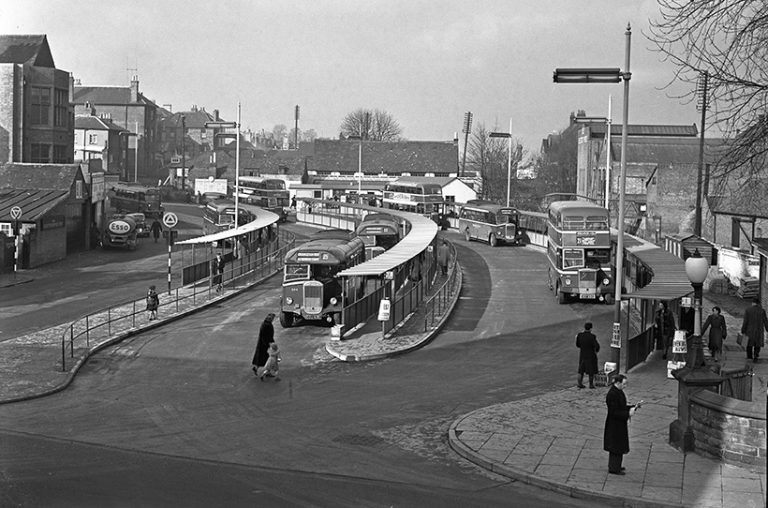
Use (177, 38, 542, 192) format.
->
(647, 0, 768, 182)
(340, 108, 403, 141)
(466, 123, 526, 203)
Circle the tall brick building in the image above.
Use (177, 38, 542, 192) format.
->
(0, 34, 74, 164)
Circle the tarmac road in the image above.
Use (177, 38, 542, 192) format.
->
(0, 229, 616, 507)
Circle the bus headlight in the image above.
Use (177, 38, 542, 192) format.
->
(285, 297, 293, 305)
(330, 297, 338, 305)
(603, 278, 611, 286)
(564, 277, 572, 286)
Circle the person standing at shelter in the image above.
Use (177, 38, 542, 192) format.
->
(150, 219, 162, 243)
(604, 374, 643, 475)
(252, 313, 276, 376)
(702, 306, 727, 362)
(211, 251, 226, 293)
(654, 301, 676, 359)
(437, 240, 450, 276)
(741, 298, 768, 363)
(576, 322, 600, 389)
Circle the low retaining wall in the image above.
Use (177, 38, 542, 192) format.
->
(689, 389, 766, 471)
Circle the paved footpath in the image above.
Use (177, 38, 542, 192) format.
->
(1, 263, 765, 507)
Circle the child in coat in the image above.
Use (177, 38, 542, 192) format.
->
(260, 342, 281, 381)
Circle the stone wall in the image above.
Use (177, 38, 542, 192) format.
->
(689, 389, 766, 471)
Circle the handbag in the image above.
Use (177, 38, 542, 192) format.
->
(736, 332, 743, 346)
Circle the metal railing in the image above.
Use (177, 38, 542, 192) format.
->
(60, 231, 296, 371)
(719, 366, 753, 401)
(422, 241, 460, 331)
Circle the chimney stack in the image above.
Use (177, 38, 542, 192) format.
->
(130, 75, 139, 103)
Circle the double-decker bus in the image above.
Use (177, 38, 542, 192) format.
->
(202, 199, 256, 235)
(355, 213, 401, 259)
(280, 233, 365, 328)
(111, 183, 164, 218)
(546, 200, 613, 304)
(237, 176, 289, 220)
(382, 181, 444, 217)
(458, 201, 521, 247)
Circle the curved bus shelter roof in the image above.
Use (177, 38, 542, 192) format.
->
(337, 208, 438, 277)
(619, 233, 693, 301)
(175, 205, 280, 246)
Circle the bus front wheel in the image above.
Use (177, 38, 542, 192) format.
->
(555, 283, 567, 304)
(489, 234, 498, 247)
(464, 228, 471, 242)
(280, 312, 295, 328)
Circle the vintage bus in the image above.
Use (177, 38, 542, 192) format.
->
(280, 234, 366, 327)
(546, 200, 613, 304)
(237, 176, 289, 220)
(355, 213, 401, 259)
(202, 199, 256, 235)
(382, 181, 444, 217)
(458, 202, 521, 247)
(111, 183, 164, 218)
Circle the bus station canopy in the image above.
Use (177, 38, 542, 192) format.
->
(621, 234, 693, 301)
(176, 206, 279, 246)
(337, 208, 438, 277)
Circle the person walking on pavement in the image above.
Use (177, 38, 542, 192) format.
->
(211, 251, 226, 293)
(251, 313, 276, 377)
(702, 306, 727, 363)
(437, 239, 450, 276)
(604, 374, 643, 475)
(654, 301, 676, 359)
(150, 219, 162, 243)
(576, 322, 600, 389)
(741, 297, 768, 363)
(145, 285, 159, 321)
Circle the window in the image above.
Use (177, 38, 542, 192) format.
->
(54, 89, 68, 127)
(88, 134, 98, 144)
(31, 143, 50, 163)
(53, 145, 69, 163)
(30, 87, 51, 125)
(563, 249, 584, 269)
(0, 223, 11, 237)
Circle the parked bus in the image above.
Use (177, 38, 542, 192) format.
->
(355, 213, 401, 259)
(237, 176, 289, 221)
(382, 181, 444, 217)
(111, 183, 164, 219)
(546, 200, 613, 304)
(458, 202, 521, 247)
(280, 234, 365, 328)
(202, 199, 256, 235)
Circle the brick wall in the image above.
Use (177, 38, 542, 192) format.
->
(689, 390, 766, 471)
(0, 64, 19, 163)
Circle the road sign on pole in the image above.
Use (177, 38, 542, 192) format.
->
(162, 212, 178, 229)
(10, 206, 22, 220)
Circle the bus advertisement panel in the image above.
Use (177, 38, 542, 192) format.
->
(458, 202, 521, 247)
(111, 183, 164, 219)
(546, 201, 613, 304)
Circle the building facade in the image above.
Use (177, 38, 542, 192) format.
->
(0, 34, 74, 165)
(73, 111, 128, 174)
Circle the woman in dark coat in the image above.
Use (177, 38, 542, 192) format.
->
(603, 374, 642, 475)
(576, 322, 600, 389)
(701, 306, 727, 362)
(252, 313, 276, 376)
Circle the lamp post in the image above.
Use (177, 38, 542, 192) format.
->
(553, 24, 632, 374)
(347, 135, 363, 198)
(205, 102, 241, 227)
(489, 119, 513, 207)
(684, 248, 709, 368)
(180, 115, 186, 191)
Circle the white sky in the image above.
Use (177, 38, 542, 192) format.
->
(1, 0, 697, 151)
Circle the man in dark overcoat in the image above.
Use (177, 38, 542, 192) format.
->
(252, 313, 276, 376)
(741, 298, 768, 363)
(603, 374, 642, 475)
(576, 322, 600, 389)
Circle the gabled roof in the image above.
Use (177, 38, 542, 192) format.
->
(171, 110, 218, 129)
(313, 139, 458, 174)
(590, 124, 699, 138)
(0, 188, 69, 222)
(73, 86, 156, 107)
(709, 179, 768, 219)
(74, 115, 127, 132)
(0, 163, 83, 191)
(621, 137, 723, 166)
(0, 34, 55, 67)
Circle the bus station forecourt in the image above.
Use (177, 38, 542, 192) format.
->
(0, 203, 765, 508)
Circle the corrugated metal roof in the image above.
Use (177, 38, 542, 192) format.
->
(338, 209, 437, 277)
(623, 241, 694, 301)
(0, 189, 69, 222)
(175, 204, 279, 245)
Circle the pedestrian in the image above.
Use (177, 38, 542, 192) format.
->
(251, 313, 276, 376)
(437, 239, 450, 276)
(576, 322, 600, 389)
(145, 285, 159, 321)
(259, 342, 281, 381)
(150, 219, 162, 243)
(654, 301, 676, 359)
(603, 374, 643, 475)
(741, 297, 768, 363)
(702, 306, 727, 362)
(211, 251, 225, 293)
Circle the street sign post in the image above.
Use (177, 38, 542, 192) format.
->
(162, 212, 178, 294)
(162, 212, 178, 229)
(9, 206, 22, 274)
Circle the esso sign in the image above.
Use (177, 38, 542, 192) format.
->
(108, 220, 132, 234)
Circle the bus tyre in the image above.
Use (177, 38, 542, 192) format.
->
(604, 293, 614, 305)
(556, 283, 567, 304)
(464, 228, 471, 242)
(489, 234, 498, 247)
(279, 312, 294, 328)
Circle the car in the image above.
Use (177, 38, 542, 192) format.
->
(125, 212, 148, 237)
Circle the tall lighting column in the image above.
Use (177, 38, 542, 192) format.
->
(553, 23, 632, 374)
(489, 118, 513, 207)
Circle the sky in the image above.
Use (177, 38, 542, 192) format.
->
(1, 0, 698, 152)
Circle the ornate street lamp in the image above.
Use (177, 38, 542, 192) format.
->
(684, 248, 709, 368)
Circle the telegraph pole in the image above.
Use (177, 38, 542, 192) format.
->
(694, 71, 708, 237)
(461, 112, 473, 177)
